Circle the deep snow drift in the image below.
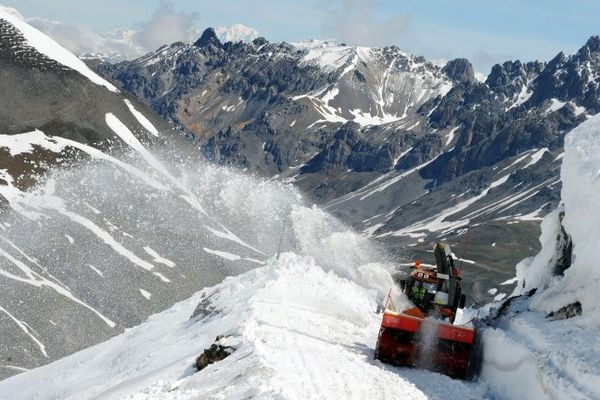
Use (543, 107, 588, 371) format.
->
(479, 113, 600, 400)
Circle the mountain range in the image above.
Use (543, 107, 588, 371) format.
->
(96, 28, 600, 296)
(1, 3, 600, 382)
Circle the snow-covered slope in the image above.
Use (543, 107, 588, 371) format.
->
(478, 113, 600, 400)
(0, 251, 486, 400)
(290, 41, 453, 127)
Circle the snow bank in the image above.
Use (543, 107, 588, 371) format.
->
(480, 113, 600, 399)
(514, 112, 600, 324)
(0, 253, 485, 399)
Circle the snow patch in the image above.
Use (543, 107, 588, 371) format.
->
(548, 98, 566, 112)
(0, 130, 66, 156)
(202, 247, 241, 261)
(87, 264, 104, 277)
(523, 148, 548, 169)
(0, 306, 48, 358)
(124, 100, 159, 137)
(143, 246, 175, 268)
(445, 126, 459, 146)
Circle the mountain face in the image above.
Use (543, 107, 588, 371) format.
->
(0, 9, 293, 380)
(96, 30, 599, 293)
(97, 29, 459, 173)
(0, 8, 175, 188)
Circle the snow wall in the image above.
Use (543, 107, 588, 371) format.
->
(481, 113, 600, 400)
(514, 113, 600, 324)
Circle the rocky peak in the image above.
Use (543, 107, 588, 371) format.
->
(442, 58, 475, 83)
(546, 51, 567, 70)
(486, 60, 526, 88)
(194, 27, 221, 49)
(485, 60, 544, 103)
(581, 35, 600, 53)
(575, 35, 600, 62)
(252, 37, 268, 47)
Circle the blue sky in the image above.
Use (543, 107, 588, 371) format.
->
(4, 0, 600, 73)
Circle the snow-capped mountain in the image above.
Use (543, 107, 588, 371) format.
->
(215, 24, 260, 43)
(99, 28, 458, 137)
(1, 113, 599, 399)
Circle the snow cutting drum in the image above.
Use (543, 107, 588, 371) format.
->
(374, 309, 475, 379)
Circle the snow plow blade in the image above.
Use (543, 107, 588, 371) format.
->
(374, 310, 475, 379)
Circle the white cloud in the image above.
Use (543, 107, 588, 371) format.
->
(322, 0, 412, 47)
(27, 17, 143, 61)
(24, 1, 199, 60)
(133, 0, 200, 51)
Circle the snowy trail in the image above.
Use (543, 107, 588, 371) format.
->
(482, 311, 599, 400)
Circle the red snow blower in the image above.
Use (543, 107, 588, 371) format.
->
(374, 242, 477, 379)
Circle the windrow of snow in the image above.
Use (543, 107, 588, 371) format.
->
(0, 253, 485, 400)
(0, 6, 118, 93)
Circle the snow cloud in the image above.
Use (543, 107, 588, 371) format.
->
(323, 0, 412, 46)
(133, 1, 200, 51)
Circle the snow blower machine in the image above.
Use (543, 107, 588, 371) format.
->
(374, 242, 477, 379)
